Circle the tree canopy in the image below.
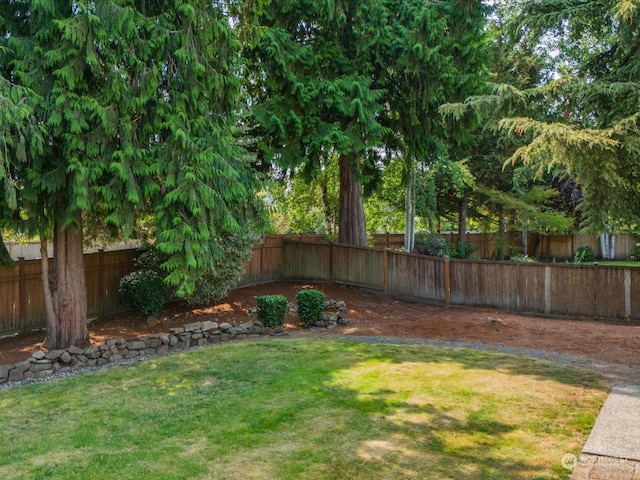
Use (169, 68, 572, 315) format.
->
(0, 1, 260, 348)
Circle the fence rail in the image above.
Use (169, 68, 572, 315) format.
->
(1, 235, 638, 337)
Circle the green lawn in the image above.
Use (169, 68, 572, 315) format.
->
(0, 340, 607, 480)
(591, 260, 640, 267)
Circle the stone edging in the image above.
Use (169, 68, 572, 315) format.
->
(0, 299, 351, 386)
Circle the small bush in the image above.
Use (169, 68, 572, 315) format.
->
(296, 290, 326, 327)
(629, 243, 640, 261)
(573, 245, 594, 263)
(509, 253, 538, 263)
(255, 295, 288, 328)
(414, 235, 449, 257)
(450, 242, 477, 260)
(119, 270, 167, 316)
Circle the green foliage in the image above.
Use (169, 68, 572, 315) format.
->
(509, 253, 538, 263)
(255, 295, 288, 328)
(450, 242, 477, 260)
(573, 246, 595, 263)
(414, 234, 449, 257)
(628, 244, 640, 261)
(295, 290, 326, 328)
(0, 1, 262, 300)
(185, 232, 261, 306)
(0, 234, 13, 268)
(118, 270, 167, 317)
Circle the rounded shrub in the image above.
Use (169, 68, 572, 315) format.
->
(573, 245, 595, 263)
(296, 289, 326, 327)
(414, 234, 449, 257)
(118, 270, 167, 316)
(255, 295, 288, 328)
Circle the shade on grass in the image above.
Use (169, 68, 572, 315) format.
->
(0, 339, 606, 479)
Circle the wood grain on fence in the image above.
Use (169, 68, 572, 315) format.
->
(2, 235, 639, 337)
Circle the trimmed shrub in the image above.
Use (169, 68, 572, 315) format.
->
(629, 243, 640, 261)
(255, 295, 288, 328)
(573, 245, 594, 263)
(296, 289, 326, 327)
(119, 270, 167, 316)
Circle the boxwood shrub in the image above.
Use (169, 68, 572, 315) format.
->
(255, 295, 288, 328)
(296, 289, 326, 327)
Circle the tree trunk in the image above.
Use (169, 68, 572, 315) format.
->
(42, 215, 88, 349)
(404, 162, 416, 252)
(338, 153, 367, 247)
(497, 209, 506, 260)
(522, 216, 528, 256)
(320, 183, 334, 235)
(457, 195, 467, 248)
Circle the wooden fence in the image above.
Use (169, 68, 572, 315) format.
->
(1, 235, 638, 336)
(371, 232, 639, 260)
(279, 240, 640, 321)
(0, 249, 139, 337)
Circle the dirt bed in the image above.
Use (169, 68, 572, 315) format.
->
(2, 282, 640, 374)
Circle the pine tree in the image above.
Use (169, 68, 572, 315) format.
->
(0, 1, 259, 349)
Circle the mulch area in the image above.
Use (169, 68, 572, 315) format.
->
(2, 282, 640, 371)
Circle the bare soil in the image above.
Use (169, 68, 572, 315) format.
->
(2, 282, 640, 369)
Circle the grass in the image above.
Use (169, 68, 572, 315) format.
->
(0, 339, 607, 480)
(590, 260, 640, 267)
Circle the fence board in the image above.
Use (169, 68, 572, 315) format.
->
(386, 253, 445, 302)
(332, 246, 384, 290)
(2, 235, 639, 336)
(282, 241, 332, 281)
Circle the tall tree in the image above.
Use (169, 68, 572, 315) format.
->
(242, 0, 390, 246)
(495, 0, 640, 237)
(0, 1, 259, 349)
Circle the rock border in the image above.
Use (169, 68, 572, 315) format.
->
(0, 299, 350, 387)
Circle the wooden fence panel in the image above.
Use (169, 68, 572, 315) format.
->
(449, 260, 520, 311)
(0, 262, 21, 334)
(516, 264, 547, 315)
(332, 246, 384, 289)
(549, 265, 597, 318)
(238, 237, 283, 287)
(282, 241, 332, 281)
(386, 252, 445, 302)
(593, 267, 627, 319)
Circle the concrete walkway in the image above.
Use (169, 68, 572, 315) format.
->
(570, 384, 640, 479)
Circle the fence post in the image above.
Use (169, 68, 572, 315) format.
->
(624, 269, 631, 319)
(444, 256, 451, 308)
(383, 249, 388, 295)
(593, 263, 600, 320)
(18, 257, 26, 331)
(544, 265, 551, 315)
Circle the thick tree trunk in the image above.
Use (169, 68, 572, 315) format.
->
(42, 215, 88, 349)
(338, 153, 367, 247)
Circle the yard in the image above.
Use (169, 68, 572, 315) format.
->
(1, 282, 638, 478)
(0, 339, 606, 480)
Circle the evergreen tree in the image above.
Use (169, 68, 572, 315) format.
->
(0, 1, 259, 349)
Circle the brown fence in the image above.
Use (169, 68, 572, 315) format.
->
(371, 232, 639, 260)
(279, 241, 640, 321)
(2, 235, 638, 336)
(0, 249, 139, 337)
